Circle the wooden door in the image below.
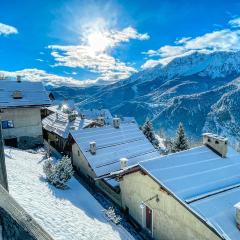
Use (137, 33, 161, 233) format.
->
(145, 205, 152, 232)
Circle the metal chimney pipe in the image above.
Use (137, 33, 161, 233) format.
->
(0, 117, 8, 191)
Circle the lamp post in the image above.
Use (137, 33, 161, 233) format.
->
(0, 117, 8, 191)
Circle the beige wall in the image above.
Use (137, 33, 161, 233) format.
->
(1, 108, 42, 138)
(95, 180, 122, 207)
(0, 108, 43, 148)
(72, 143, 122, 206)
(72, 143, 96, 179)
(121, 171, 221, 240)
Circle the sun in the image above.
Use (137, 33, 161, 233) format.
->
(87, 31, 110, 53)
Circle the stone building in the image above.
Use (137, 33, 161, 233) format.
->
(69, 120, 160, 205)
(0, 78, 51, 149)
(110, 133, 240, 240)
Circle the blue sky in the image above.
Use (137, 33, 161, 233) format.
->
(1, 0, 240, 86)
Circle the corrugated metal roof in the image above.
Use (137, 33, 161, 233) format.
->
(190, 187, 240, 240)
(42, 111, 93, 139)
(70, 122, 160, 177)
(0, 80, 50, 108)
(140, 145, 240, 240)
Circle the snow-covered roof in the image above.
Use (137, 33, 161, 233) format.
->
(139, 145, 240, 240)
(42, 111, 93, 139)
(46, 104, 59, 113)
(70, 122, 160, 177)
(122, 117, 136, 124)
(80, 109, 113, 124)
(0, 80, 51, 108)
(46, 100, 76, 113)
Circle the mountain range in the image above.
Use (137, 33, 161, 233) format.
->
(51, 50, 240, 145)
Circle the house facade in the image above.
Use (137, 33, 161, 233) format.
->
(69, 120, 160, 206)
(42, 105, 93, 153)
(0, 79, 51, 149)
(116, 133, 240, 240)
(120, 168, 221, 240)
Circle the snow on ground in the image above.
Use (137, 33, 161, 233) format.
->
(155, 134, 166, 151)
(5, 147, 136, 240)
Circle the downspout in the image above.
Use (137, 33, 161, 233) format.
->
(0, 116, 8, 191)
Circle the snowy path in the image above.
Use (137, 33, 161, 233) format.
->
(5, 147, 136, 240)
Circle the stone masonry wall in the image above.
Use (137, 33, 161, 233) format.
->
(0, 208, 35, 240)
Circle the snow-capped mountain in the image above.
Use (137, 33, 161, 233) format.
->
(51, 50, 240, 144)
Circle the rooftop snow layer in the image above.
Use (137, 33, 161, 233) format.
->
(71, 122, 160, 177)
(80, 109, 113, 124)
(42, 111, 93, 139)
(0, 80, 51, 108)
(46, 100, 76, 114)
(190, 187, 240, 240)
(140, 145, 240, 240)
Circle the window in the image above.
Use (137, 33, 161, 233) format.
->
(78, 150, 80, 156)
(2, 120, 14, 129)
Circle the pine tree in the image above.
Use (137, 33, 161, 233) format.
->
(142, 118, 159, 149)
(43, 156, 74, 189)
(172, 123, 189, 153)
(43, 158, 55, 183)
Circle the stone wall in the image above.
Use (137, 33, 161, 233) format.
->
(0, 186, 53, 240)
(0, 208, 36, 240)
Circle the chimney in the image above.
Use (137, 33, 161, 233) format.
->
(97, 116, 105, 125)
(234, 203, 240, 230)
(12, 90, 23, 99)
(120, 158, 128, 170)
(89, 141, 96, 155)
(203, 133, 228, 158)
(16, 75, 21, 83)
(113, 118, 120, 128)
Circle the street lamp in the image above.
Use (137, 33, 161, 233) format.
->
(139, 194, 159, 208)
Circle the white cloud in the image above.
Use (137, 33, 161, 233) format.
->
(0, 69, 98, 87)
(142, 17, 240, 69)
(229, 17, 240, 27)
(0, 22, 18, 36)
(48, 21, 148, 82)
(141, 59, 162, 69)
(36, 58, 44, 62)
